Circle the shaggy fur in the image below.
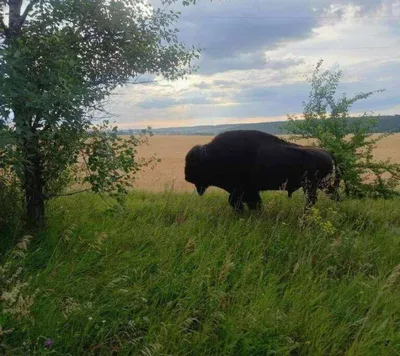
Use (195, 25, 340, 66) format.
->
(184, 130, 340, 212)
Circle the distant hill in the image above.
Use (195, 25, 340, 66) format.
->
(120, 115, 400, 136)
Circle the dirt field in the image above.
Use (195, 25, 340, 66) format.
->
(134, 134, 400, 192)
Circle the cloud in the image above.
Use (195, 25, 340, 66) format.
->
(196, 52, 307, 75)
(105, 0, 400, 129)
(137, 92, 214, 109)
(264, 55, 306, 70)
(198, 51, 267, 74)
(137, 98, 177, 109)
(212, 80, 237, 87)
(193, 81, 211, 89)
(171, 0, 386, 75)
(233, 83, 309, 104)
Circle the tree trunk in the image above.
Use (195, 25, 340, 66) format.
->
(6, 0, 46, 228)
(7, 0, 23, 40)
(23, 154, 45, 228)
(17, 113, 46, 228)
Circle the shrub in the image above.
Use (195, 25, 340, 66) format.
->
(283, 59, 400, 198)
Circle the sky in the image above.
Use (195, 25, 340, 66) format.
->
(107, 0, 400, 129)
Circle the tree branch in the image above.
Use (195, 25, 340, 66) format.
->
(0, 15, 8, 35)
(20, 0, 39, 27)
(7, 0, 23, 39)
(110, 81, 159, 96)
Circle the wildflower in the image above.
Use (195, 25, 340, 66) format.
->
(44, 339, 53, 349)
(88, 316, 93, 321)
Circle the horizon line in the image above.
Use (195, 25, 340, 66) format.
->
(116, 113, 400, 131)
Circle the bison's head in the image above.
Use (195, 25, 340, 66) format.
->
(185, 145, 209, 196)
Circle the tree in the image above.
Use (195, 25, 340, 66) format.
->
(283, 59, 400, 198)
(0, 0, 201, 228)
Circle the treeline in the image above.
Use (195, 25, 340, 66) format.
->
(120, 115, 400, 136)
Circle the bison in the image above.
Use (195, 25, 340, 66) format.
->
(184, 130, 340, 212)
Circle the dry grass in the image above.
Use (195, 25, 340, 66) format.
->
(133, 134, 400, 192)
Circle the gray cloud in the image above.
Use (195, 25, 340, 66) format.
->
(233, 83, 308, 103)
(168, 0, 385, 74)
(109, 1, 399, 128)
(137, 98, 177, 109)
(182, 99, 302, 120)
(137, 95, 213, 109)
(341, 60, 400, 112)
(265, 56, 306, 70)
(135, 57, 399, 122)
(195, 52, 306, 75)
(195, 79, 252, 90)
(198, 51, 267, 74)
(193, 81, 211, 89)
(213, 80, 236, 87)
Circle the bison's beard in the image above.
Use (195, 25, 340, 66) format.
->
(196, 184, 207, 196)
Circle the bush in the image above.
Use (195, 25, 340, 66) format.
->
(283, 59, 400, 198)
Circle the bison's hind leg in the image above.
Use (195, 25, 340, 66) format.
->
(229, 190, 245, 213)
(303, 181, 318, 210)
(244, 190, 262, 210)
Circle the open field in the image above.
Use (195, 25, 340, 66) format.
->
(134, 134, 400, 192)
(2, 134, 400, 354)
(1, 192, 400, 354)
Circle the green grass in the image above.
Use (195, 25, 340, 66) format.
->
(1, 191, 400, 355)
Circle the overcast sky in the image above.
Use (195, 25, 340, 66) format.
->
(108, 0, 400, 129)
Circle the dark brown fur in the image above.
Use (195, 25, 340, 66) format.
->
(184, 130, 340, 212)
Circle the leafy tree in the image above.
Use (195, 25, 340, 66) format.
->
(0, 0, 201, 227)
(284, 59, 400, 198)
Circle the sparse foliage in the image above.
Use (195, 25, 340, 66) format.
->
(284, 59, 400, 198)
(78, 122, 159, 202)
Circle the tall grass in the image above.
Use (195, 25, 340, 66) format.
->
(1, 191, 400, 355)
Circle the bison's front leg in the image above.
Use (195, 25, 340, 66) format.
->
(229, 190, 245, 213)
(244, 190, 262, 210)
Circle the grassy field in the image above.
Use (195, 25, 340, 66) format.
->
(134, 134, 400, 192)
(1, 190, 400, 355)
